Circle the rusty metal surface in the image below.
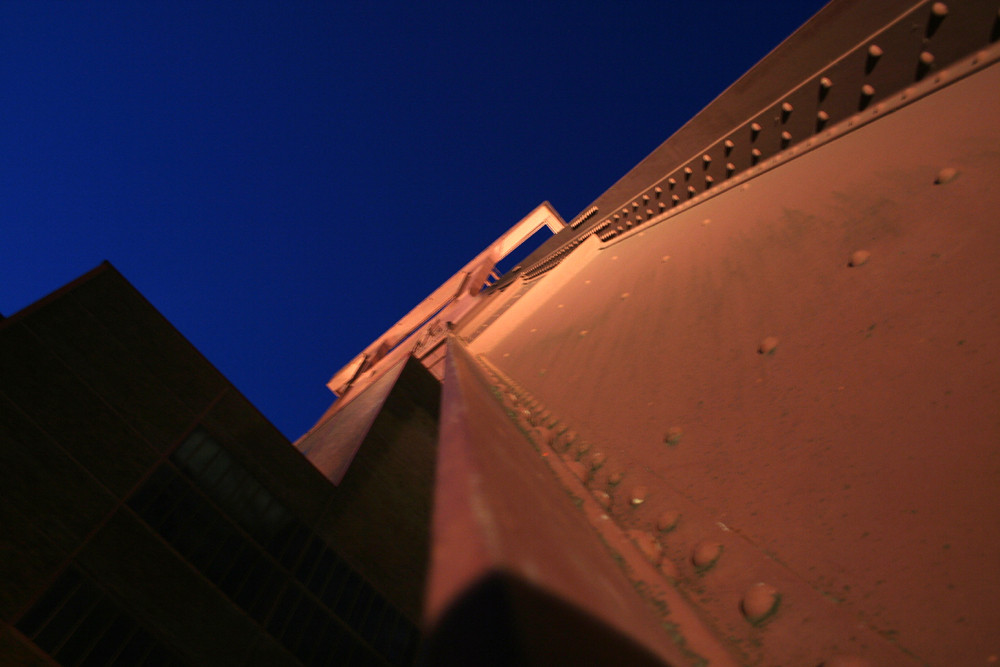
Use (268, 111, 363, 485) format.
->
(464, 57, 1000, 665)
(517, 0, 1000, 275)
(424, 337, 738, 666)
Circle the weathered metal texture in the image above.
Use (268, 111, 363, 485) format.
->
(518, 0, 1000, 273)
(423, 337, 738, 666)
(465, 53, 1000, 665)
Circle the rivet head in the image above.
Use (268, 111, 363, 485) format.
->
(817, 110, 830, 121)
(632, 201, 639, 209)
(593, 490, 611, 508)
(724, 139, 735, 149)
(781, 102, 793, 114)
(627, 529, 663, 564)
(758, 336, 779, 355)
(589, 452, 606, 469)
(620, 291, 630, 299)
(607, 470, 624, 486)
(741, 582, 780, 623)
(657, 509, 681, 532)
(819, 76, 833, 90)
(654, 186, 663, 194)
(781, 131, 792, 142)
(867, 44, 883, 59)
(919, 51, 935, 66)
(849, 250, 871, 267)
(692, 541, 723, 568)
(935, 166, 959, 184)
(930, 2, 948, 18)
(567, 460, 588, 481)
(750, 122, 762, 134)
(861, 84, 875, 97)
(664, 427, 683, 445)
(576, 441, 592, 457)
(751, 148, 762, 158)
(659, 557, 679, 579)
(629, 486, 648, 506)
(683, 166, 693, 175)
(702, 154, 712, 164)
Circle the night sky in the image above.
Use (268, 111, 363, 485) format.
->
(2, 1, 828, 440)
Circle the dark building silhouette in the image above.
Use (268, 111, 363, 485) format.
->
(1, 263, 434, 666)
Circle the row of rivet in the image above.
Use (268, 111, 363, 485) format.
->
(592, 2, 960, 244)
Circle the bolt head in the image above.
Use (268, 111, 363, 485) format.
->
(935, 166, 959, 184)
(657, 510, 681, 532)
(692, 541, 723, 568)
(758, 336, 780, 355)
(849, 250, 871, 267)
(741, 582, 780, 623)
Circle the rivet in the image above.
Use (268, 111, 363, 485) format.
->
(704, 176, 714, 186)
(927, 3, 948, 37)
(683, 166, 693, 176)
(702, 154, 712, 166)
(919, 51, 935, 66)
(726, 162, 735, 176)
(781, 131, 792, 147)
(621, 208, 629, 215)
(630, 486, 648, 506)
(658, 202, 666, 210)
(627, 529, 663, 564)
(867, 44, 883, 59)
(758, 336, 779, 355)
(861, 83, 875, 97)
(664, 427, 683, 445)
(567, 460, 588, 481)
(634, 215, 642, 222)
(750, 122, 762, 140)
(848, 249, 871, 267)
(741, 582, 780, 623)
(691, 541, 723, 568)
(589, 452, 606, 469)
(657, 509, 681, 532)
(751, 148, 762, 164)
(659, 558, 679, 579)
(654, 186, 663, 195)
(607, 470, 625, 486)
(780, 101, 793, 122)
(579, 329, 588, 337)
(816, 110, 829, 131)
(935, 166, 959, 184)
(671, 194, 680, 203)
(819, 76, 833, 94)
(661, 255, 670, 262)
(667, 177, 676, 187)
(687, 185, 696, 195)
(593, 490, 611, 508)
(576, 440, 592, 456)
(632, 201, 639, 209)
(646, 208, 653, 216)
(724, 139, 735, 154)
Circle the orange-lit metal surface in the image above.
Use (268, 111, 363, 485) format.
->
(304, 1, 1000, 663)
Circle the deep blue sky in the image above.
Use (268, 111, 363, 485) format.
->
(2, 1, 828, 440)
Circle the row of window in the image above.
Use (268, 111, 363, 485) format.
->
(16, 566, 185, 667)
(124, 429, 417, 665)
